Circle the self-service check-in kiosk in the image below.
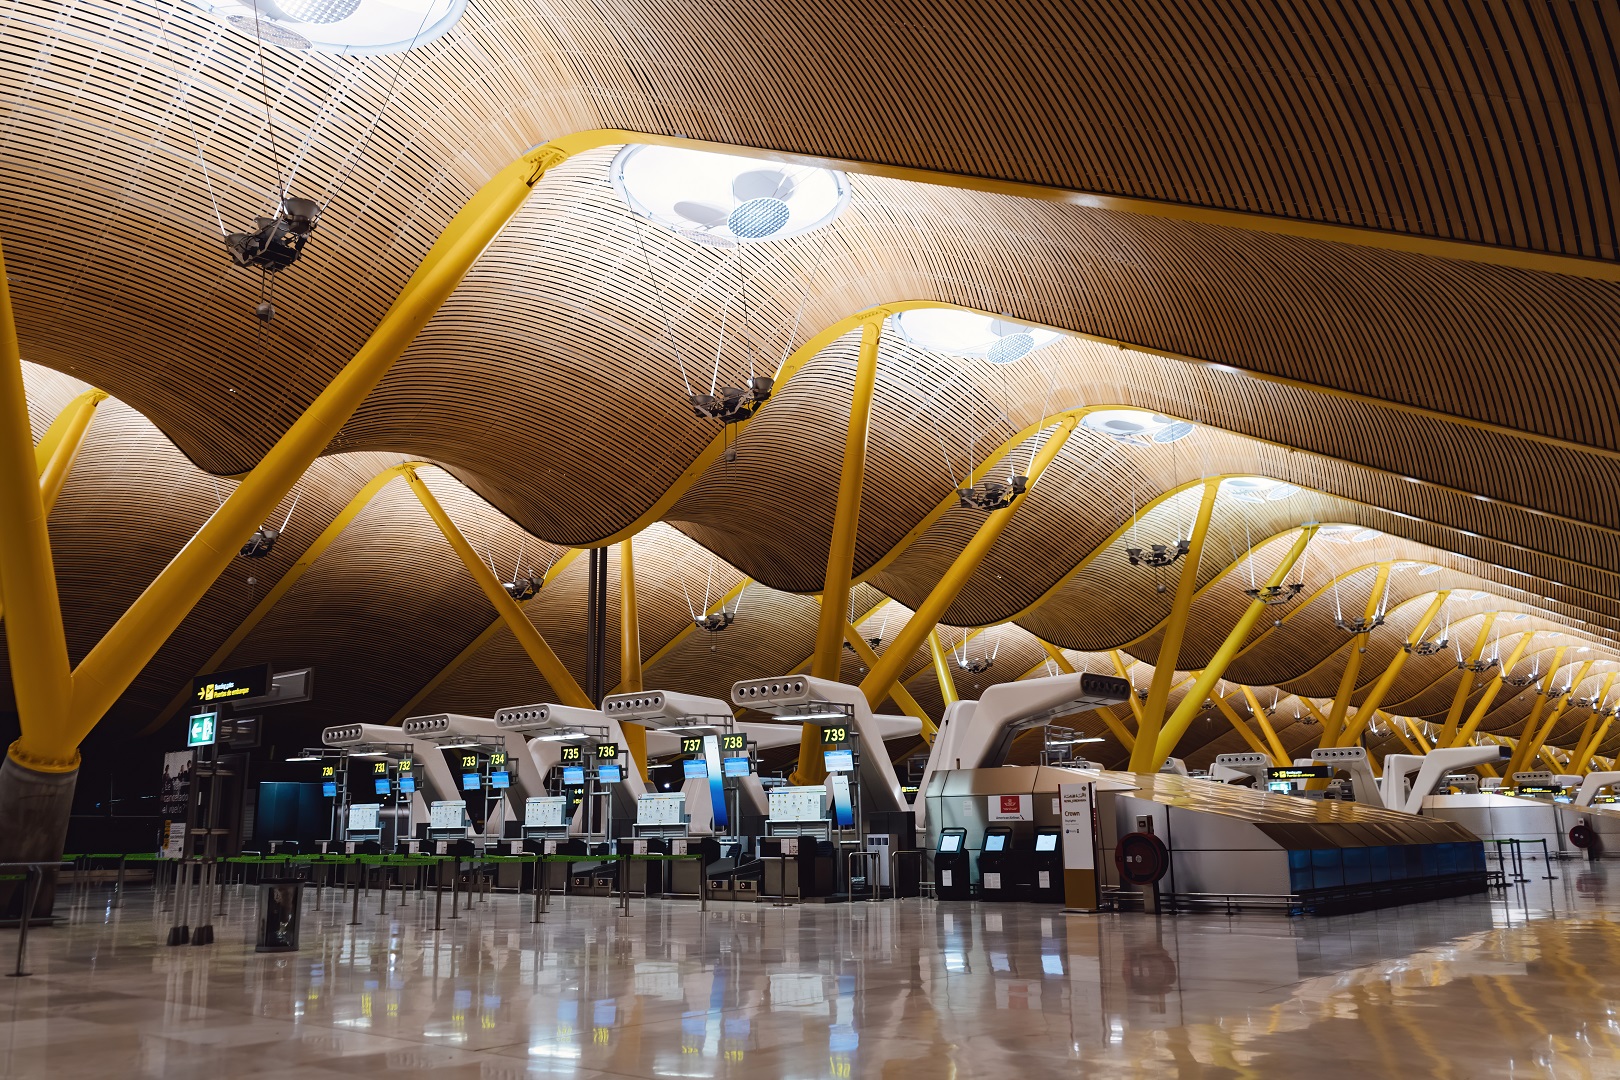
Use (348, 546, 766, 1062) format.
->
(1031, 826, 1063, 903)
(976, 825, 1019, 900)
(935, 827, 971, 899)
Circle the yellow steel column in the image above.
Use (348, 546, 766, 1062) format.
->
(139, 462, 425, 735)
(929, 631, 960, 708)
(1151, 525, 1318, 768)
(809, 316, 884, 680)
(618, 537, 649, 780)
(63, 147, 557, 753)
(1437, 613, 1499, 745)
(1130, 480, 1220, 772)
(1336, 591, 1448, 748)
(1451, 631, 1536, 748)
(1573, 705, 1618, 774)
(404, 468, 593, 710)
(0, 387, 108, 625)
(1516, 660, 1590, 777)
(1210, 694, 1273, 758)
(1041, 642, 1135, 751)
(1321, 563, 1391, 747)
(1503, 648, 1567, 778)
(859, 418, 1077, 710)
(1384, 714, 1423, 757)
(842, 622, 935, 740)
(0, 239, 76, 771)
(795, 317, 883, 785)
(1239, 685, 1289, 764)
(1567, 672, 1617, 774)
(1110, 650, 1146, 727)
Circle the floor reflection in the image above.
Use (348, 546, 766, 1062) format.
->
(1, 867, 1617, 1077)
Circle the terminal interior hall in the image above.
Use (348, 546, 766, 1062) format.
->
(2, 1, 1620, 1077)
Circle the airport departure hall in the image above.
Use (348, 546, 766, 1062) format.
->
(3, 3, 1620, 1078)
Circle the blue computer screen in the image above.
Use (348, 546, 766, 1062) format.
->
(374, 778, 390, 795)
(722, 757, 751, 777)
(490, 770, 510, 789)
(398, 776, 416, 793)
(461, 773, 481, 791)
(562, 766, 586, 785)
(683, 759, 708, 779)
(322, 781, 337, 797)
(598, 764, 622, 783)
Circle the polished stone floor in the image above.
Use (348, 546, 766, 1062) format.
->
(4, 866, 1620, 1078)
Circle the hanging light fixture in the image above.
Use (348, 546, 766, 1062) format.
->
(951, 628, 1000, 674)
(1333, 565, 1389, 634)
(1405, 603, 1451, 655)
(682, 553, 746, 634)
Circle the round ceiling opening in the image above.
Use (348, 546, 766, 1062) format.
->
(1080, 409, 1195, 446)
(613, 145, 850, 245)
(892, 309, 1063, 364)
(189, 0, 465, 54)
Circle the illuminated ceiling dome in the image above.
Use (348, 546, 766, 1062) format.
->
(1080, 409, 1195, 446)
(186, 0, 465, 54)
(891, 309, 1063, 364)
(612, 145, 850, 245)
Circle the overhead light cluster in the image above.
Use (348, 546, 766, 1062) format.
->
(504, 573, 543, 602)
(1080, 409, 1194, 446)
(1246, 582, 1304, 606)
(188, 0, 466, 53)
(614, 146, 850, 246)
(958, 474, 1027, 511)
(1127, 539, 1189, 568)
(892, 310, 1064, 366)
(695, 611, 735, 633)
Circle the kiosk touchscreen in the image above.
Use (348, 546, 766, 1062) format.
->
(1031, 826, 1063, 903)
(935, 827, 971, 900)
(977, 825, 1016, 900)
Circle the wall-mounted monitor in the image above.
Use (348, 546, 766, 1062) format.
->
(461, 773, 481, 791)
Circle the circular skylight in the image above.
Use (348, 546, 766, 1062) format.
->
(891, 309, 1065, 365)
(1221, 476, 1299, 503)
(189, 0, 464, 54)
(1418, 564, 1443, 576)
(1352, 529, 1382, 543)
(612, 145, 850, 246)
(1080, 409, 1195, 446)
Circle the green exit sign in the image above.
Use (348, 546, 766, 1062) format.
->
(187, 712, 218, 748)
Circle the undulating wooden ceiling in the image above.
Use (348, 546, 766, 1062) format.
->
(1, 0, 1617, 766)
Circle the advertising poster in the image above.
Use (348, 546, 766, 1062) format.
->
(159, 751, 192, 857)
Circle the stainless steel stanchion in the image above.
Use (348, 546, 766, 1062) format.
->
(112, 856, 126, 911)
(449, 865, 461, 920)
(378, 866, 390, 914)
(618, 859, 631, 918)
(349, 861, 362, 926)
(433, 866, 445, 931)
(699, 860, 708, 912)
(530, 859, 542, 924)
(9, 867, 41, 977)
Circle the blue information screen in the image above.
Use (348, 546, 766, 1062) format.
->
(490, 770, 510, 789)
(461, 773, 481, 791)
(823, 749, 854, 773)
(322, 781, 337, 797)
(598, 764, 622, 783)
(374, 778, 390, 795)
(722, 757, 752, 777)
(562, 766, 586, 786)
(682, 759, 708, 779)
(398, 776, 416, 793)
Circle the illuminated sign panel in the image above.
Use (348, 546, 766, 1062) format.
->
(1266, 766, 1333, 781)
(187, 712, 218, 747)
(720, 733, 746, 754)
(560, 744, 583, 762)
(821, 725, 850, 747)
(595, 743, 620, 762)
(192, 663, 271, 705)
(680, 736, 704, 756)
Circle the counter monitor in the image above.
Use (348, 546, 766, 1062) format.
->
(374, 777, 390, 795)
(722, 756, 751, 778)
(683, 759, 709, 779)
(490, 770, 510, 789)
(461, 773, 481, 791)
